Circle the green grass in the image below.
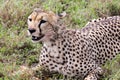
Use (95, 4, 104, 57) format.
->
(0, 0, 120, 80)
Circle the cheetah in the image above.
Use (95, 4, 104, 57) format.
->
(27, 9, 120, 80)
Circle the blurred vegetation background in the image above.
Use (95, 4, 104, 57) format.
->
(0, 0, 120, 80)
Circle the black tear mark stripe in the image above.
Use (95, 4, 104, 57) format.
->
(38, 20, 47, 33)
(38, 20, 47, 27)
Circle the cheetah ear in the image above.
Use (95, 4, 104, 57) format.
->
(48, 11, 66, 34)
(48, 11, 67, 24)
(55, 12, 67, 34)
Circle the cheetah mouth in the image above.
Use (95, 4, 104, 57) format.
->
(32, 35, 44, 41)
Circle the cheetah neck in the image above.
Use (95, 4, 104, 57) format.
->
(43, 39, 62, 58)
(42, 29, 83, 58)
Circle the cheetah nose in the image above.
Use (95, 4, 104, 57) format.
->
(28, 29, 36, 34)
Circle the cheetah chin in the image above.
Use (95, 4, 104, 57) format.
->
(31, 35, 44, 41)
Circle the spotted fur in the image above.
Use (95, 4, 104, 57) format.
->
(27, 9, 120, 80)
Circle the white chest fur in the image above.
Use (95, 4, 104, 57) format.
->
(43, 42, 64, 63)
(43, 42, 59, 57)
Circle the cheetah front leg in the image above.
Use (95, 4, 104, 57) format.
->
(84, 67, 103, 80)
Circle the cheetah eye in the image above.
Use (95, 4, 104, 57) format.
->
(29, 18, 32, 21)
(39, 20, 47, 27)
(40, 20, 47, 24)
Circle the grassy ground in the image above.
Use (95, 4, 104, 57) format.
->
(0, 0, 120, 80)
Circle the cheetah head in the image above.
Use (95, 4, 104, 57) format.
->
(27, 8, 66, 43)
